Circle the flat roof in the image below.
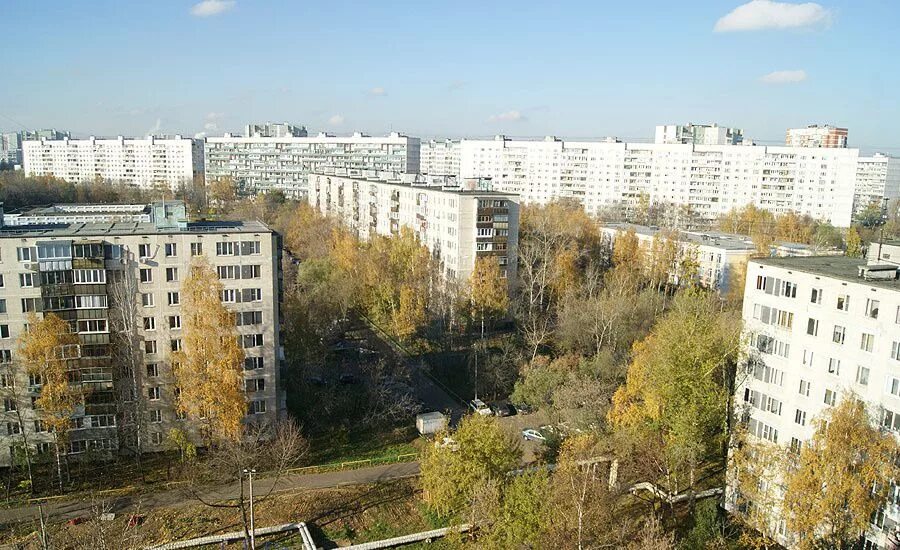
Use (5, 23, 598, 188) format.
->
(0, 219, 273, 239)
(312, 172, 518, 197)
(752, 255, 900, 291)
(603, 223, 756, 251)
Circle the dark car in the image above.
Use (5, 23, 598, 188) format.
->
(339, 373, 358, 385)
(490, 402, 515, 417)
(511, 403, 534, 415)
(307, 376, 328, 387)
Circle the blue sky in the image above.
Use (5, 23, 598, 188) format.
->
(2, 0, 898, 150)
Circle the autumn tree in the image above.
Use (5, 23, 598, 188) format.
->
(482, 469, 552, 549)
(845, 226, 864, 258)
(207, 176, 238, 211)
(728, 432, 783, 549)
(172, 258, 245, 445)
(18, 313, 81, 490)
(469, 256, 510, 327)
(783, 395, 899, 549)
(421, 414, 521, 518)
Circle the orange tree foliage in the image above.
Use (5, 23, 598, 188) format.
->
(469, 255, 510, 323)
(173, 258, 246, 444)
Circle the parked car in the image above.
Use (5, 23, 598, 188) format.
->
(339, 373, 358, 385)
(522, 429, 547, 442)
(469, 398, 492, 416)
(307, 376, 328, 387)
(490, 402, 515, 417)
(512, 402, 534, 415)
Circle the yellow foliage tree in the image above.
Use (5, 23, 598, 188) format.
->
(173, 258, 246, 445)
(783, 395, 899, 549)
(470, 256, 510, 324)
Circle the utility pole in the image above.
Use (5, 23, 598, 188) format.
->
(243, 468, 257, 550)
(877, 197, 890, 262)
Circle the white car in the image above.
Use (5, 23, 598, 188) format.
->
(469, 399, 492, 416)
(522, 429, 547, 442)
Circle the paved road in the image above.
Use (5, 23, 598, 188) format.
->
(0, 461, 420, 528)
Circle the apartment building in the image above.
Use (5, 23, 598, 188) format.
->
(460, 136, 873, 227)
(728, 256, 900, 548)
(204, 132, 420, 199)
(786, 124, 849, 148)
(0, 201, 283, 466)
(22, 136, 203, 191)
(420, 139, 461, 176)
(245, 123, 307, 138)
(655, 123, 743, 145)
(1, 130, 70, 168)
(854, 153, 900, 214)
(308, 169, 518, 285)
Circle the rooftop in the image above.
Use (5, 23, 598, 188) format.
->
(0, 219, 273, 238)
(753, 255, 900, 291)
(603, 223, 757, 252)
(313, 170, 518, 197)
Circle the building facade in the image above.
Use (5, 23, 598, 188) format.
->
(308, 169, 518, 285)
(22, 136, 203, 191)
(420, 139, 461, 176)
(459, 136, 881, 227)
(728, 256, 900, 548)
(785, 125, 849, 148)
(204, 132, 420, 199)
(853, 153, 900, 215)
(655, 124, 743, 145)
(245, 123, 307, 138)
(0, 201, 283, 466)
(2, 130, 71, 168)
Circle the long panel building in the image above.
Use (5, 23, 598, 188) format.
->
(0, 201, 283, 466)
(459, 136, 900, 227)
(205, 132, 420, 199)
(22, 136, 203, 191)
(309, 169, 518, 285)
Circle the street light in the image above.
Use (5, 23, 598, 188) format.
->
(243, 468, 257, 549)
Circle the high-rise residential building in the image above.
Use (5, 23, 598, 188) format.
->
(244, 123, 308, 138)
(785, 124, 849, 148)
(205, 132, 421, 199)
(22, 129, 70, 142)
(727, 255, 900, 548)
(655, 124, 743, 145)
(1, 130, 70, 168)
(853, 153, 900, 214)
(22, 136, 204, 191)
(0, 201, 283, 466)
(420, 139, 461, 176)
(308, 168, 518, 285)
(459, 136, 883, 227)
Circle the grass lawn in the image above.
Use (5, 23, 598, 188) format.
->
(306, 423, 420, 466)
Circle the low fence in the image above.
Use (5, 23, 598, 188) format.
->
(144, 522, 314, 550)
(286, 452, 418, 476)
(344, 524, 472, 549)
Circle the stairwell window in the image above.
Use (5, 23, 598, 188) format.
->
(861, 333, 875, 353)
(856, 366, 870, 386)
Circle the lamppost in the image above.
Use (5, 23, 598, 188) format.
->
(243, 468, 257, 549)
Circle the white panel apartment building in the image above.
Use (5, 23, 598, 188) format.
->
(728, 256, 900, 548)
(420, 139, 461, 176)
(459, 136, 881, 227)
(309, 170, 518, 285)
(22, 136, 203, 191)
(854, 153, 900, 214)
(0, 201, 283, 466)
(205, 132, 421, 199)
(654, 123, 743, 145)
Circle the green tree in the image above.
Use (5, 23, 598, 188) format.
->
(421, 414, 521, 518)
(783, 395, 899, 549)
(484, 469, 551, 549)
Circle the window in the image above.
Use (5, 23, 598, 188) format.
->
(802, 349, 814, 367)
(145, 340, 157, 354)
(146, 364, 159, 378)
(216, 241, 236, 256)
(168, 315, 181, 329)
(241, 265, 261, 279)
(167, 292, 180, 306)
(241, 241, 261, 255)
(236, 311, 262, 326)
(221, 289, 237, 303)
(0, 350, 11, 364)
(33, 420, 46, 433)
(832, 325, 845, 344)
(856, 366, 870, 386)
(164, 243, 177, 257)
(142, 293, 155, 307)
(807, 318, 819, 336)
(861, 333, 875, 353)
(7, 421, 20, 435)
(0, 326, 9, 339)
(824, 389, 837, 406)
(828, 358, 840, 375)
(148, 387, 160, 400)
(790, 437, 803, 454)
(883, 408, 900, 432)
(75, 295, 107, 309)
(799, 379, 811, 396)
(836, 294, 850, 311)
(165, 267, 178, 282)
(73, 269, 105, 284)
(170, 339, 182, 352)
(794, 409, 807, 426)
(248, 400, 266, 414)
(19, 273, 35, 288)
(242, 288, 262, 302)
(190, 242, 203, 256)
(0, 300, 6, 315)
(246, 378, 265, 392)
(888, 377, 900, 397)
(138, 244, 151, 258)
(77, 319, 108, 333)
(810, 288, 822, 304)
(217, 265, 238, 279)
(245, 356, 263, 370)
(16, 247, 32, 262)
(242, 334, 263, 348)
(150, 410, 162, 423)
(0, 274, 5, 288)
(151, 432, 163, 445)
(143, 317, 156, 331)
(866, 299, 880, 319)
(3, 398, 15, 412)
(28, 373, 42, 387)
(140, 268, 152, 283)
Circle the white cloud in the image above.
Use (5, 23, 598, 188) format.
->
(205, 111, 223, 121)
(204, 122, 218, 131)
(147, 118, 162, 136)
(328, 115, 345, 125)
(367, 87, 387, 97)
(191, 0, 236, 17)
(760, 69, 808, 84)
(715, 0, 831, 32)
(488, 110, 525, 123)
